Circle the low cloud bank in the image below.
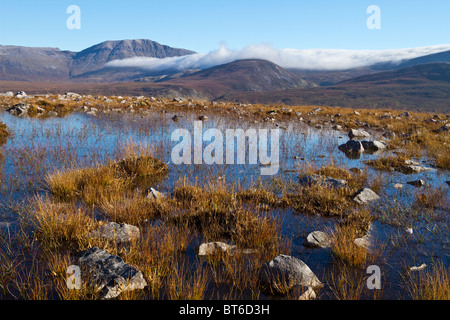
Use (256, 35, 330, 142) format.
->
(106, 43, 450, 71)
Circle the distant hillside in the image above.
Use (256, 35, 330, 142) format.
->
(220, 63, 450, 113)
(165, 59, 309, 98)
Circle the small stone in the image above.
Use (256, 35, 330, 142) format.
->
(409, 263, 427, 272)
(394, 183, 403, 189)
(146, 187, 164, 200)
(198, 242, 236, 256)
(304, 231, 332, 248)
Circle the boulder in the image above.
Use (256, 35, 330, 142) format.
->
(7, 103, 30, 116)
(298, 174, 347, 189)
(338, 140, 365, 154)
(348, 129, 370, 140)
(77, 247, 147, 299)
(352, 188, 380, 205)
(258, 254, 322, 295)
(304, 231, 332, 248)
(90, 222, 140, 244)
(361, 140, 388, 152)
(198, 241, 236, 256)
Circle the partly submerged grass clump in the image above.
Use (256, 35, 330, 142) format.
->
(365, 154, 409, 171)
(45, 143, 168, 205)
(406, 262, 450, 300)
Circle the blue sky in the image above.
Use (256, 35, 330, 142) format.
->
(0, 0, 449, 53)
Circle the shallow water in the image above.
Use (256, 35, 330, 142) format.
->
(0, 110, 449, 299)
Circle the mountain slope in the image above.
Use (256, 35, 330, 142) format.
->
(165, 59, 309, 98)
(70, 39, 195, 77)
(219, 63, 450, 113)
(339, 62, 450, 85)
(0, 46, 74, 81)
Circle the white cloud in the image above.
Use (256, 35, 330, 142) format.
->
(105, 43, 450, 71)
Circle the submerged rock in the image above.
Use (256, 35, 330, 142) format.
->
(407, 179, 425, 187)
(338, 140, 365, 154)
(396, 165, 434, 174)
(77, 247, 147, 299)
(298, 174, 347, 189)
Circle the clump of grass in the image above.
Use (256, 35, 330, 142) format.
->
(32, 196, 99, 252)
(365, 154, 409, 171)
(45, 143, 168, 205)
(414, 186, 448, 210)
(0, 121, 9, 146)
(284, 184, 353, 217)
(406, 262, 450, 300)
(330, 209, 374, 268)
(99, 191, 174, 225)
(236, 187, 279, 207)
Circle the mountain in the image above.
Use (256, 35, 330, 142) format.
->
(0, 40, 195, 82)
(164, 59, 309, 98)
(70, 39, 195, 77)
(219, 63, 450, 113)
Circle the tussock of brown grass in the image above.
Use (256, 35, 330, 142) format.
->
(414, 186, 448, 210)
(32, 196, 99, 252)
(365, 155, 409, 171)
(406, 262, 450, 300)
(45, 143, 168, 205)
(330, 209, 374, 268)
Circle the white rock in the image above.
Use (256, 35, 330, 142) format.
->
(409, 263, 427, 272)
(198, 242, 236, 256)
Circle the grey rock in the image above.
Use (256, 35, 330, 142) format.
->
(353, 188, 380, 204)
(354, 223, 375, 252)
(146, 187, 165, 200)
(90, 222, 140, 244)
(361, 140, 388, 152)
(7, 103, 30, 116)
(348, 129, 370, 140)
(304, 231, 332, 248)
(338, 140, 365, 154)
(77, 247, 147, 299)
(258, 254, 322, 295)
(198, 242, 237, 256)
